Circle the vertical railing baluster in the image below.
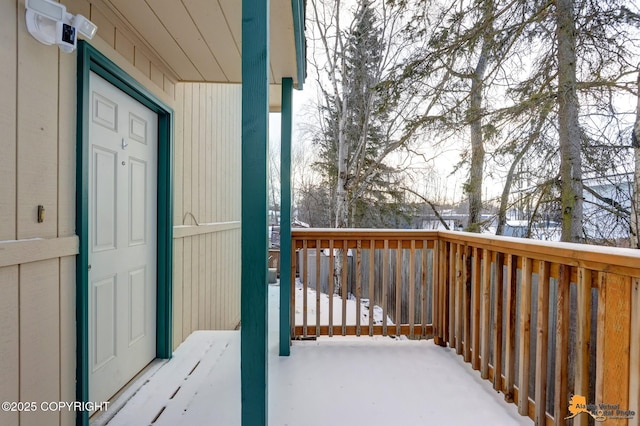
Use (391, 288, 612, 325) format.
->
(534, 261, 550, 425)
(493, 252, 505, 392)
(463, 245, 471, 362)
(518, 257, 532, 417)
(303, 240, 308, 337)
(328, 239, 334, 337)
(356, 239, 362, 337)
(409, 239, 416, 339)
(504, 254, 518, 402)
(422, 239, 428, 339)
(433, 239, 441, 344)
(396, 239, 403, 337)
(472, 246, 481, 370)
(455, 244, 463, 355)
(315, 239, 321, 337)
(382, 239, 389, 336)
(291, 241, 296, 338)
(574, 267, 591, 426)
(595, 272, 606, 405)
(630, 278, 640, 423)
(439, 240, 447, 345)
(554, 264, 571, 426)
(342, 240, 348, 336)
(449, 243, 456, 348)
(369, 239, 375, 336)
(480, 248, 491, 380)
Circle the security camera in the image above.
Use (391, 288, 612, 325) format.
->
(57, 21, 77, 53)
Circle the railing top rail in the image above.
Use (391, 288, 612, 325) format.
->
(291, 228, 439, 239)
(438, 230, 640, 270)
(291, 228, 640, 276)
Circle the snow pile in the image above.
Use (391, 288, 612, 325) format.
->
(294, 280, 393, 327)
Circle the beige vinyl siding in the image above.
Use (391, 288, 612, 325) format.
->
(172, 83, 242, 350)
(0, 0, 17, 242)
(0, 0, 76, 424)
(0, 1, 241, 425)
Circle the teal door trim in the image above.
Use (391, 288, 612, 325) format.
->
(279, 78, 293, 356)
(75, 41, 174, 426)
(241, 0, 270, 424)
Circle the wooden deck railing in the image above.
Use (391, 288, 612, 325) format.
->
(290, 229, 640, 426)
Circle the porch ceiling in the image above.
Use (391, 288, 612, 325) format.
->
(97, 0, 302, 110)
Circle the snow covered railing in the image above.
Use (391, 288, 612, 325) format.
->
(290, 229, 640, 426)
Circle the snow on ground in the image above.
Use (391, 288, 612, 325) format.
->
(272, 284, 532, 426)
(99, 283, 532, 426)
(294, 279, 392, 327)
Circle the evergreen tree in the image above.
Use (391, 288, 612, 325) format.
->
(312, 0, 408, 228)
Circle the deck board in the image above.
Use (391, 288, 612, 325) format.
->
(99, 285, 532, 426)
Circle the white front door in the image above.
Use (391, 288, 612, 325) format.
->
(88, 71, 158, 403)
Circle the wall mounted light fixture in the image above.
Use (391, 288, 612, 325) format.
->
(25, 0, 97, 53)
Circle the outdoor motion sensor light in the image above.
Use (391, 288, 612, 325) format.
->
(73, 14, 98, 39)
(25, 0, 97, 53)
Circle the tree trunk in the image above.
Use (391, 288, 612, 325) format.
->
(631, 70, 640, 248)
(557, 0, 583, 243)
(466, 1, 493, 233)
(467, 66, 486, 232)
(335, 118, 349, 229)
(496, 112, 547, 235)
(496, 152, 524, 236)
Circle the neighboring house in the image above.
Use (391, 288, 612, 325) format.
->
(0, 1, 305, 425)
(583, 174, 633, 244)
(497, 175, 633, 244)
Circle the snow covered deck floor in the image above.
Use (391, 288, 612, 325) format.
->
(96, 285, 532, 425)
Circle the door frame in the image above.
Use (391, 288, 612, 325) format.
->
(75, 41, 173, 426)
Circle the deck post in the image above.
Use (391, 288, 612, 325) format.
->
(280, 78, 293, 356)
(241, 0, 269, 423)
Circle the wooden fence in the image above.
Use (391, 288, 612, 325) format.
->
(297, 246, 433, 325)
(290, 228, 640, 426)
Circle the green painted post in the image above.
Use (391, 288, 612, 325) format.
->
(280, 78, 293, 356)
(292, 0, 306, 90)
(241, 0, 269, 424)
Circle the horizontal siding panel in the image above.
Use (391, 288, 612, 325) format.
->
(0, 237, 79, 268)
(173, 222, 240, 238)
